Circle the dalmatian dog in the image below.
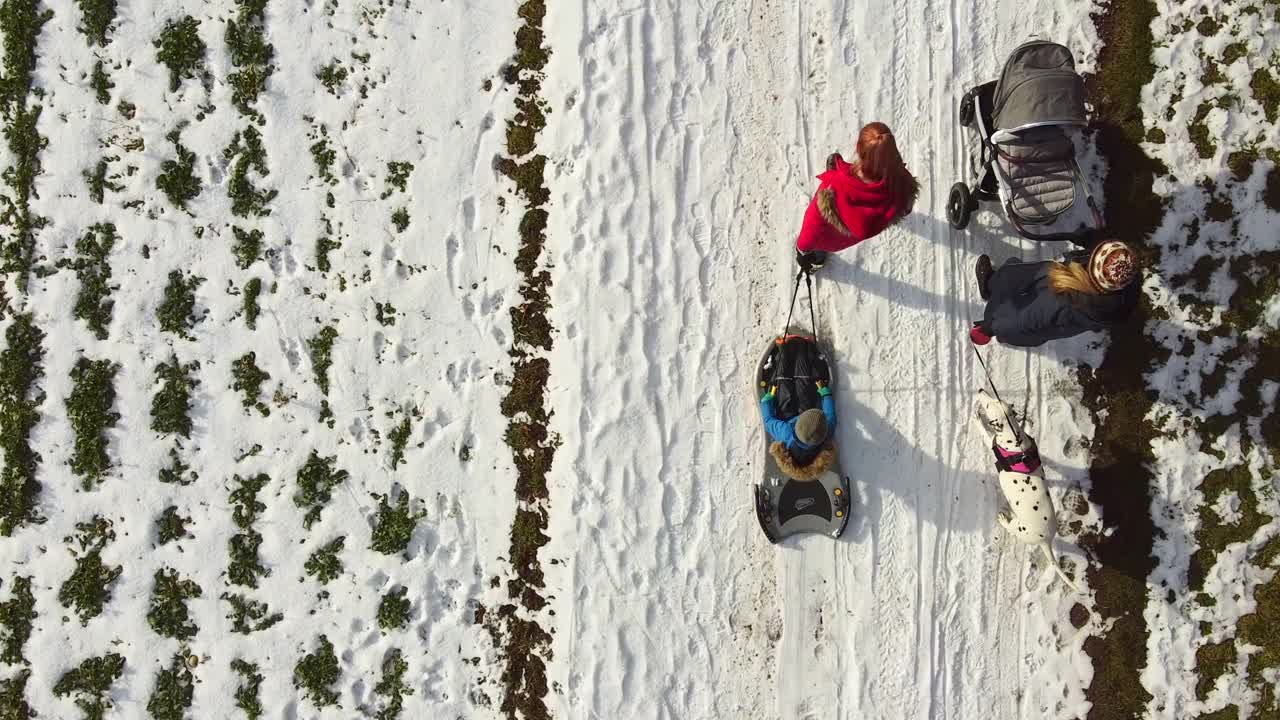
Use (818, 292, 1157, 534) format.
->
(974, 389, 1076, 591)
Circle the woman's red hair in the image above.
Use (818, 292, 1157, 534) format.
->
(855, 122, 920, 218)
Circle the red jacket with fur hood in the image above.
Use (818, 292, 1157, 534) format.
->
(796, 155, 899, 253)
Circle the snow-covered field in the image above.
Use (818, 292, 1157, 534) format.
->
(0, 0, 1276, 719)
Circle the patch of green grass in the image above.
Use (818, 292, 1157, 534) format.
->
(146, 654, 194, 720)
(373, 649, 413, 720)
(1189, 102, 1217, 159)
(82, 158, 121, 204)
(293, 635, 341, 708)
(151, 356, 199, 438)
(232, 226, 263, 269)
(503, 360, 559, 502)
(1190, 465, 1267, 592)
(1222, 253, 1280, 334)
(309, 126, 337, 185)
(75, 0, 117, 46)
(224, 125, 277, 217)
(388, 415, 410, 469)
(157, 270, 204, 337)
(156, 128, 202, 211)
(0, 575, 35, 663)
(228, 473, 269, 587)
(295, 451, 348, 529)
(377, 586, 410, 631)
(156, 505, 190, 545)
(58, 224, 117, 339)
(369, 490, 425, 556)
(1196, 638, 1235, 700)
(1239, 564, 1280, 715)
(0, 669, 34, 719)
(222, 593, 282, 634)
(89, 60, 112, 104)
(147, 567, 202, 640)
(376, 301, 397, 328)
(0, 0, 52, 110)
(242, 277, 262, 329)
(0, 313, 45, 536)
(1252, 68, 1280, 124)
(153, 16, 207, 93)
(53, 653, 125, 720)
(1227, 148, 1259, 182)
(390, 207, 409, 233)
(1196, 14, 1220, 36)
(316, 59, 348, 96)
(231, 659, 263, 720)
(158, 445, 197, 485)
(307, 325, 338, 395)
(231, 352, 270, 416)
(509, 507, 550, 608)
(0, 0, 52, 295)
(305, 536, 344, 583)
(66, 357, 119, 488)
(0, 103, 49, 293)
(1222, 41, 1247, 65)
(1266, 166, 1280, 213)
(316, 231, 340, 273)
(225, 0, 274, 116)
(381, 161, 413, 198)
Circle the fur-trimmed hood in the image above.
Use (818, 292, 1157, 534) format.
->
(770, 441, 837, 481)
(816, 187, 852, 236)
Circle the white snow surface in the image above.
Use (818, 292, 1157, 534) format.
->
(542, 1, 1103, 719)
(0, 0, 1187, 718)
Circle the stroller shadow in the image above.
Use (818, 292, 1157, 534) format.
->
(817, 251, 986, 321)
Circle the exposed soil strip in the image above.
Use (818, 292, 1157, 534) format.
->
(0, 0, 52, 294)
(1079, 2, 1164, 718)
(483, 2, 556, 719)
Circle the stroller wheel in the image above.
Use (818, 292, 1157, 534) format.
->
(947, 183, 975, 230)
(959, 91, 975, 128)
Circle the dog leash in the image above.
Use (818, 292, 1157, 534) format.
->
(969, 337, 1024, 444)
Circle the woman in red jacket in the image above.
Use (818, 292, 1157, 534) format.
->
(795, 122, 920, 270)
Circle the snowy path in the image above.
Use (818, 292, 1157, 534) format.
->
(543, 1, 1103, 718)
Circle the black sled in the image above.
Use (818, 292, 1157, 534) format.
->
(753, 332, 852, 543)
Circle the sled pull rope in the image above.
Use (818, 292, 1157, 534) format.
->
(969, 338, 1023, 443)
(781, 267, 820, 343)
(805, 269, 818, 342)
(781, 268, 804, 339)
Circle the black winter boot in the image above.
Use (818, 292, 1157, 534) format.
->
(975, 254, 993, 300)
(796, 249, 828, 273)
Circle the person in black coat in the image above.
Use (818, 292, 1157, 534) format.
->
(969, 240, 1140, 347)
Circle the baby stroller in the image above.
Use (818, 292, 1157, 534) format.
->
(947, 41, 1103, 244)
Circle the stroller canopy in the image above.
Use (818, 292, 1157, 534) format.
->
(993, 41, 1086, 132)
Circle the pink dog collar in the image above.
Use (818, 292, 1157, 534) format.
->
(992, 440, 1042, 474)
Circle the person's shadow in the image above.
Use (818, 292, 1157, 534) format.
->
(832, 391, 1002, 544)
